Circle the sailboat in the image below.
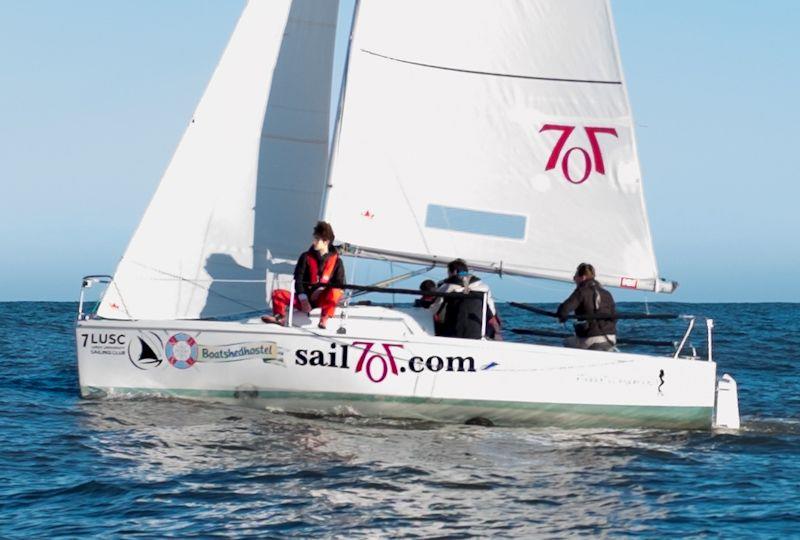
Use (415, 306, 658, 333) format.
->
(75, 0, 740, 429)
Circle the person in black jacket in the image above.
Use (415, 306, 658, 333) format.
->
(557, 263, 616, 350)
(262, 221, 346, 329)
(429, 259, 502, 340)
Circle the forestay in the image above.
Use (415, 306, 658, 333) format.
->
(99, 0, 339, 320)
(323, 0, 676, 293)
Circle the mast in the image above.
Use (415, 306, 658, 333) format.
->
(319, 0, 361, 221)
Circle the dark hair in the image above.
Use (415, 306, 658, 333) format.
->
(419, 279, 436, 292)
(575, 262, 595, 279)
(313, 221, 335, 243)
(447, 259, 469, 275)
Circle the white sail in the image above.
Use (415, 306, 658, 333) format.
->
(323, 0, 675, 293)
(99, 0, 340, 320)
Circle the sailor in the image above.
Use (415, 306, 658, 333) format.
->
(413, 279, 437, 308)
(262, 221, 345, 329)
(557, 263, 617, 350)
(429, 259, 502, 340)
(414, 279, 445, 335)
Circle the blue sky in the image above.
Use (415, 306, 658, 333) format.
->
(0, 1, 798, 302)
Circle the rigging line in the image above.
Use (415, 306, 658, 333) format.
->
(360, 49, 623, 85)
(110, 279, 133, 320)
(391, 169, 433, 257)
(186, 211, 215, 313)
(108, 278, 267, 283)
(390, 260, 396, 306)
(132, 278, 267, 283)
(358, 128, 434, 260)
(340, 249, 360, 328)
(127, 260, 264, 313)
(438, 206, 459, 261)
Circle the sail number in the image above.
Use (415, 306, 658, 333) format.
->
(540, 124, 618, 184)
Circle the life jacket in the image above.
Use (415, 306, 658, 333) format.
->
(305, 251, 339, 285)
(438, 275, 486, 339)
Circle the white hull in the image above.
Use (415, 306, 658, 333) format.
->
(75, 306, 723, 428)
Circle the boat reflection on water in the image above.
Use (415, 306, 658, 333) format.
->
(76, 397, 704, 535)
(77, 398, 340, 478)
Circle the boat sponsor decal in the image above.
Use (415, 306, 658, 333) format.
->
(127, 332, 164, 370)
(540, 124, 618, 184)
(353, 341, 404, 383)
(80, 331, 169, 369)
(576, 374, 655, 387)
(165, 333, 198, 369)
(199, 341, 280, 363)
(576, 369, 667, 395)
(79, 332, 128, 357)
(160, 333, 282, 369)
(294, 341, 477, 383)
(620, 277, 639, 289)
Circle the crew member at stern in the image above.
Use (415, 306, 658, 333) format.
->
(557, 263, 616, 350)
(262, 221, 346, 329)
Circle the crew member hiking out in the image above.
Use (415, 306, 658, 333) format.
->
(429, 259, 502, 340)
(261, 221, 345, 329)
(557, 263, 616, 350)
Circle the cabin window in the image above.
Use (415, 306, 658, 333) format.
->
(425, 205, 526, 240)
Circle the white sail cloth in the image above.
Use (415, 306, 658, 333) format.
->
(99, 0, 339, 320)
(323, 0, 675, 292)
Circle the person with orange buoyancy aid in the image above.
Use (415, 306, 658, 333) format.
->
(261, 221, 346, 329)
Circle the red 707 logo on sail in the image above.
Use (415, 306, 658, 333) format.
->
(540, 124, 618, 184)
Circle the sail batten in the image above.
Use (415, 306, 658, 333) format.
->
(323, 0, 674, 294)
(358, 48, 624, 85)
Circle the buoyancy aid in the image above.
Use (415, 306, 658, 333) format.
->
(438, 275, 487, 339)
(305, 251, 339, 285)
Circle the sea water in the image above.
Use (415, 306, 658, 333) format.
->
(1, 302, 798, 537)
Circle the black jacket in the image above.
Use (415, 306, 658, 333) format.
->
(293, 246, 346, 296)
(556, 279, 616, 337)
(434, 275, 495, 339)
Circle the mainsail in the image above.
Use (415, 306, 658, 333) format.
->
(323, 0, 676, 293)
(99, 0, 340, 320)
